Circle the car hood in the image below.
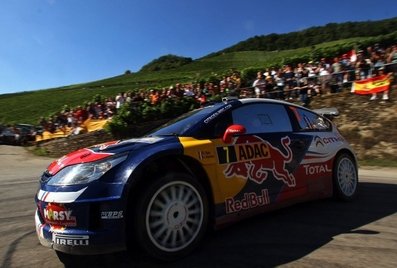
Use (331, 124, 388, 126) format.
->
(47, 136, 173, 175)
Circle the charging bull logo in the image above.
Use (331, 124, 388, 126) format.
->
(219, 136, 295, 187)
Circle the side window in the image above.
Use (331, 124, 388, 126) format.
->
(289, 106, 331, 131)
(232, 103, 292, 134)
(195, 112, 233, 139)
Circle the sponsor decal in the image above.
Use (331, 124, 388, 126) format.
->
(53, 233, 89, 246)
(43, 203, 76, 227)
(101, 210, 124, 219)
(204, 104, 232, 124)
(314, 135, 344, 147)
(314, 136, 325, 147)
(303, 164, 332, 175)
(198, 150, 215, 160)
(121, 137, 164, 144)
(225, 189, 270, 214)
(218, 136, 295, 187)
(322, 136, 344, 144)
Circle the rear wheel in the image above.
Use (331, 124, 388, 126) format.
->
(333, 154, 358, 201)
(132, 172, 209, 261)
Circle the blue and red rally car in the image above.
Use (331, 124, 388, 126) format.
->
(35, 98, 358, 261)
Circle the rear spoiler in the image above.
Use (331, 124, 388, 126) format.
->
(313, 107, 339, 120)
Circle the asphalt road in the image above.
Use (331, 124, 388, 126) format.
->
(1, 145, 396, 268)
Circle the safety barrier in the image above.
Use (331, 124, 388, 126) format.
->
(35, 118, 110, 142)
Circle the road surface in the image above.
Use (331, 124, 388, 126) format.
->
(0, 145, 396, 268)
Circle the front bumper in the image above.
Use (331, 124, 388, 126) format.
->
(35, 197, 127, 255)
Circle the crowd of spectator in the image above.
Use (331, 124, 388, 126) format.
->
(37, 74, 243, 136)
(250, 43, 397, 105)
(38, 43, 397, 136)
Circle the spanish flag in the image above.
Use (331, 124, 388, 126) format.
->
(351, 75, 390, 95)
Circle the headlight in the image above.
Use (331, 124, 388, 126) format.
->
(47, 154, 128, 186)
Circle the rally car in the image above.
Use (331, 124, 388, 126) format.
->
(35, 97, 358, 261)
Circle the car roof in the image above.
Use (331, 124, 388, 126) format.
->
(238, 97, 291, 105)
(226, 97, 311, 111)
(15, 123, 34, 127)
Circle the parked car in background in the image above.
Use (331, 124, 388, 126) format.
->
(0, 124, 38, 145)
(15, 123, 37, 144)
(0, 127, 20, 145)
(35, 97, 358, 262)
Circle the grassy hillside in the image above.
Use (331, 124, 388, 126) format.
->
(211, 17, 397, 55)
(0, 34, 391, 125)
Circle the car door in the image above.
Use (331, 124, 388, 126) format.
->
(287, 105, 336, 197)
(213, 102, 311, 215)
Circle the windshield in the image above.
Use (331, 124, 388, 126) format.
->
(148, 104, 223, 136)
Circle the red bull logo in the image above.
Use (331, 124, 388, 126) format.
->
(218, 136, 295, 187)
(225, 189, 270, 214)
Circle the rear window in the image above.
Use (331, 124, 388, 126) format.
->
(289, 106, 331, 131)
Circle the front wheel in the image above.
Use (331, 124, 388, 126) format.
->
(55, 251, 85, 266)
(333, 154, 358, 201)
(132, 172, 209, 261)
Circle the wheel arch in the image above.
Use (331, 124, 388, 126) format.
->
(332, 148, 359, 200)
(333, 148, 358, 169)
(124, 152, 215, 229)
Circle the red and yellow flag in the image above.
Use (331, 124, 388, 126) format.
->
(352, 75, 390, 95)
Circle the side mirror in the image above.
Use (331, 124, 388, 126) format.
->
(222, 124, 246, 143)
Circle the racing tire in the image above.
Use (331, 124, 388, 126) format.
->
(55, 251, 85, 266)
(132, 172, 209, 261)
(332, 153, 358, 201)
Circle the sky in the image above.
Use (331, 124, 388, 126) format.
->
(0, 0, 396, 95)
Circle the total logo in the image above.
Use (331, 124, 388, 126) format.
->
(303, 164, 332, 175)
(43, 203, 77, 227)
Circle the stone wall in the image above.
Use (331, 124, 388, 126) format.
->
(36, 130, 113, 157)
